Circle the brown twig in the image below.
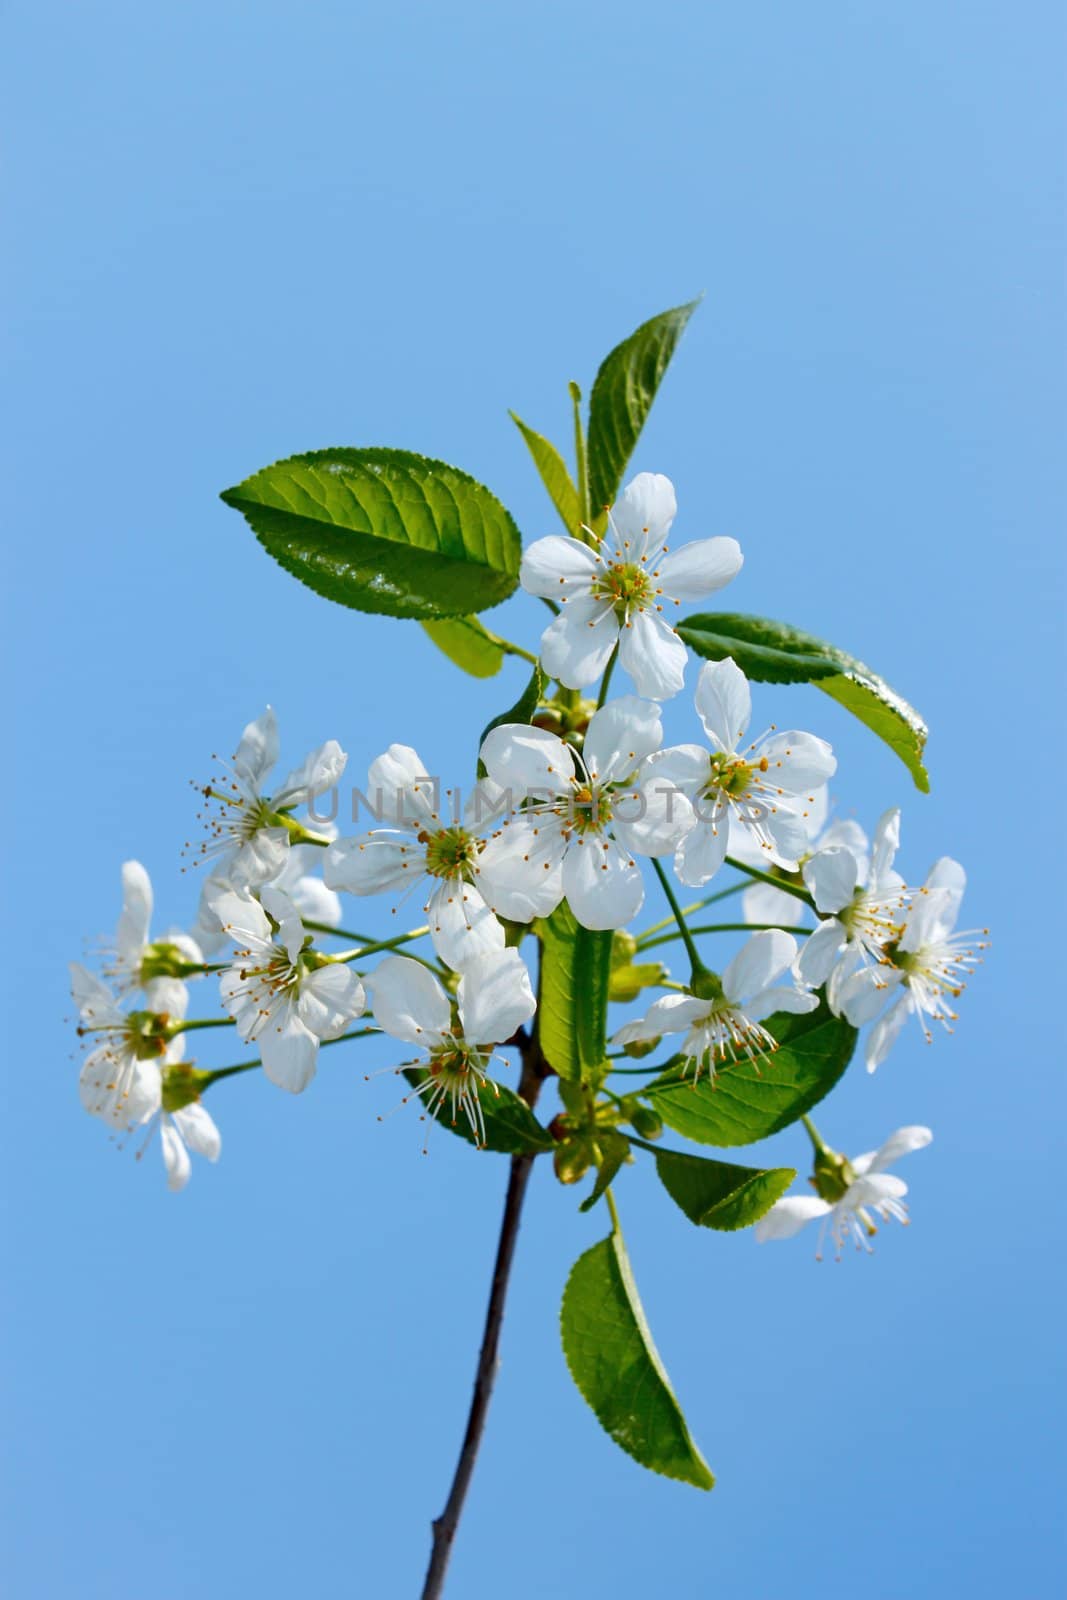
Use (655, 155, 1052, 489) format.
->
(419, 1028, 551, 1599)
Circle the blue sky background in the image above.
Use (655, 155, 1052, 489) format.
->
(3, 3, 1064, 1596)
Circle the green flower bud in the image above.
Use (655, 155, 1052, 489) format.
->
(628, 1105, 663, 1140)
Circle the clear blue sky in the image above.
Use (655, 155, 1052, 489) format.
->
(3, 4, 1064, 1596)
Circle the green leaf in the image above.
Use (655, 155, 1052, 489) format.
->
(510, 412, 582, 536)
(675, 611, 930, 791)
(401, 1068, 553, 1155)
(648, 1003, 857, 1148)
(537, 901, 613, 1081)
(561, 1229, 714, 1489)
(579, 1131, 631, 1214)
(477, 663, 546, 776)
(586, 300, 700, 515)
(420, 615, 505, 678)
(220, 448, 522, 621)
(654, 1148, 794, 1232)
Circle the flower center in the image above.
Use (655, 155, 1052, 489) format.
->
(591, 560, 653, 618)
(422, 826, 478, 880)
(569, 781, 612, 834)
(706, 751, 762, 800)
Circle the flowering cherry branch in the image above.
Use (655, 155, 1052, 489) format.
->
(70, 299, 987, 1596)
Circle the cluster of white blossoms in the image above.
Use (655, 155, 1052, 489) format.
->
(71, 470, 985, 1257)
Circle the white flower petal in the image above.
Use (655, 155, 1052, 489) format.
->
(858, 1125, 933, 1175)
(865, 990, 912, 1071)
(364, 744, 438, 828)
(369, 955, 451, 1046)
(583, 696, 663, 785)
(260, 1007, 320, 1094)
(617, 609, 687, 701)
(259, 886, 306, 966)
(228, 827, 291, 890)
(610, 472, 676, 557)
(694, 657, 750, 752)
(868, 808, 901, 888)
(116, 861, 153, 961)
(674, 813, 729, 887)
(273, 739, 347, 809)
(755, 1195, 832, 1242)
(614, 993, 711, 1042)
(803, 847, 860, 915)
(205, 888, 273, 952)
(539, 596, 619, 690)
(722, 929, 798, 1006)
(233, 707, 279, 789)
(477, 817, 567, 922)
(456, 949, 536, 1044)
(298, 963, 366, 1040)
(520, 535, 599, 598)
(172, 1103, 222, 1162)
(70, 963, 122, 1025)
(426, 880, 506, 971)
(657, 537, 743, 600)
(479, 724, 574, 798)
(797, 918, 846, 987)
(324, 834, 421, 895)
(758, 731, 837, 795)
(161, 1121, 192, 1192)
(562, 837, 644, 930)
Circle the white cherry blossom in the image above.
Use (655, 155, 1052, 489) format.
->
(834, 858, 986, 1071)
(613, 929, 816, 1082)
(646, 657, 836, 887)
(71, 964, 174, 1133)
(369, 949, 536, 1144)
(190, 706, 346, 890)
(520, 472, 742, 700)
(212, 885, 365, 1094)
(151, 1038, 223, 1192)
(478, 696, 689, 931)
(324, 744, 506, 970)
(756, 1125, 933, 1259)
(103, 860, 203, 1014)
(797, 808, 909, 1008)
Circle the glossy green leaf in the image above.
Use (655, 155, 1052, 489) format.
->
(648, 1004, 857, 1147)
(561, 1229, 714, 1489)
(510, 411, 582, 536)
(477, 663, 546, 776)
(537, 901, 613, 1080)
(420, 615, 505, 678)
(220, 448, 522, 621)
(675, 611, 929, 791)
(401, 1068, 553, 1154)
(654, 1148, 794, 1232)
(586, 300, 700, 514)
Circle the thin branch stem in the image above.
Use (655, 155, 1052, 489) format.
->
(201, 1027, 377, 1087)
(420, 1028, 550, 1600)
(649, 858, 704, 976)
(800, 1113, 832, 1158)
(724, 855, 815, 908)
(634, 878, 746, 943)
(638, 921, 812, 954)
(595, 643, 618, 711)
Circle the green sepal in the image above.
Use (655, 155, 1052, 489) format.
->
(654, 1148, 795, 1232)
(675, 611, 930, 791)
(561, 1228, 714, 1489)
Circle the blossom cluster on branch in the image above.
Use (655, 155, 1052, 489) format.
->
(70, 301, 988, 1512)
